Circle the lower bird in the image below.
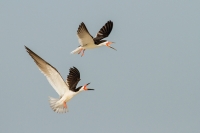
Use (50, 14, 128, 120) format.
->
(25, 46, 94, 113)
(71, 20, 116, 57)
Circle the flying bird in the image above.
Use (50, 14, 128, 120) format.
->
(71, 20, 116, 57)
(25, 46, 94, 113)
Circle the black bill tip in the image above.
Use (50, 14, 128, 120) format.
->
(87, 89, 94, 90)
(110, 46, 117, 51)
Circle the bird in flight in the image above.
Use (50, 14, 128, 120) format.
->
(71, 20, 116, 57)
(25, 46, 94, 113)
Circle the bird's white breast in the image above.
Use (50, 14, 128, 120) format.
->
(83, 43, 99, 49)
(61, 90, 78, 103)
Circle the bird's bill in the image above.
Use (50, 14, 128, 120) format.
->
(106, 42, 117, 51)
(87, 88, 95, 90)
(108, 46, 117, 51)
(83, 83, 94, 90)
(84, 87, 95, 91)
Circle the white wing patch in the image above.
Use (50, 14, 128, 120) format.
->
(25, 46, 69, 97)
(77, 22, 94, 46)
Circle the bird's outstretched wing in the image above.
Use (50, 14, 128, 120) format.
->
(66, 67, 81, 92)
(77, 22, 94, 46)
(93, 20, 113, 43)
(25, 46, 69, 97)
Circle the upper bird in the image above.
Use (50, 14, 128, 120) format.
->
(71, 20, 116, 57)
(25, 46, 94, 113)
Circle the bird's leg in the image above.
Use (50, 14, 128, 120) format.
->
(63, 101, 67, 108)
(78, 48, 83, 54)
(81, 49, 85, 57)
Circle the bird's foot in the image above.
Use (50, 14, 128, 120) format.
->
(81, 49, 85, 57)
(63, 102, 67, 108)
(78, 49, 83, 54)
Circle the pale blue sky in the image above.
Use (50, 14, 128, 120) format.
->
(1, 0, 200, 133)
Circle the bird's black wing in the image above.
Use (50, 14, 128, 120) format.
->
(66, 67, 81, 92)
(93, 20, 113, 43)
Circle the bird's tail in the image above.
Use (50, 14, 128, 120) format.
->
(49, 97, 68, 113)
(70, 47, 82, 54)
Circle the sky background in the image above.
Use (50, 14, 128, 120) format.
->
(1, 0, 200, 133)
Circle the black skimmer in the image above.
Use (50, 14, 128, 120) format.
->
(25, 46, 94, 113)
(71, 20, 116, 57)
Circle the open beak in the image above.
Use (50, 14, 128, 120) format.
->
(84, 83, 95, 90)
(106, 42, 117, 51)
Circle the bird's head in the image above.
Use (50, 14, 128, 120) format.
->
(79, 83, 94, 92)
(104, 41, 117, 51)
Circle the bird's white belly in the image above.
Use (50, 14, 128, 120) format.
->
(61, 91, 77, 103)
(84, 43, 98, 49)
